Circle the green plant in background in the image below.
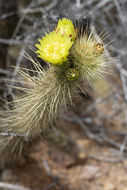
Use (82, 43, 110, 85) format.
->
(0, 18, 107, 166)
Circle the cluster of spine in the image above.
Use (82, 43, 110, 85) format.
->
(0, 18, 107, 166)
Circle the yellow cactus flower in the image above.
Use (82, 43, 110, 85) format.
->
(55, 18, 77, 41)
(36, 31, 73, 65)
(66, 68, 79, 81)
(93, 43, 104, 55)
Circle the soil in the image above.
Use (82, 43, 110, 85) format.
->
(1, 137, 127, 190)
(1, 94, 127, 190)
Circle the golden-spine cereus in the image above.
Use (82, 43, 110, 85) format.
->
(0, 17, 108, 166)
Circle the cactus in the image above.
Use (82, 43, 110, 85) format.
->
(0, 18, 108, 166)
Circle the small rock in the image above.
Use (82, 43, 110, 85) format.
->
(1, 170, 13, 182)
(78, 152, 87, 160)
(104, 182, 115, 190)
(80, 165, 100, 180)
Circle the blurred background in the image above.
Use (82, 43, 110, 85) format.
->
(0, 0, 127, 190)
